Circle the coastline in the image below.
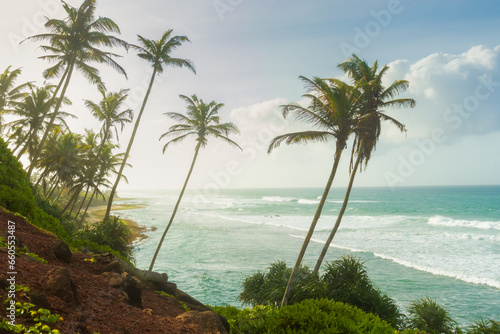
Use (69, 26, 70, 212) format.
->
(86, 203, 148, 244)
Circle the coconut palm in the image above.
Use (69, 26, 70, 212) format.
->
(64, 86, 132, 217)
(37, 132, 84, 201)
(23, 0, 128, 179)
(78, 145, 129, 226)
(268, 76, 363, 306)
(0, 66, 30, 129)
(149, 94, 241, 271)
(313, 55, 416, 273)
(6, 84, 73, 161)
(104, 30, 196, 219)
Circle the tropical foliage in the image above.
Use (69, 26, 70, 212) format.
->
(239, 256, 403, 329)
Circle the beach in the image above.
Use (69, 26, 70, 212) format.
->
(87, 203, 148, 243)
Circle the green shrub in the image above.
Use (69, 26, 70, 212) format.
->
(238, 261, 323, 306)
(322, 256, 403, 329)
(213, 298, 396, 333)
(239, 256, 403, 329)
(75, 215, 133, 260)
(407, 297, 461, 334)
(465, 318, 500, 333)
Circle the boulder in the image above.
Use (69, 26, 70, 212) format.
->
(45, 267, 78, 305)
(120, 272, 142, 307)
(52, 240, 72, 263)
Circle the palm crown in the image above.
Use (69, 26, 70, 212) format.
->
(132, 30, 195, 75)
(160, 94, 241, 151)
(25, 0, 128, 82)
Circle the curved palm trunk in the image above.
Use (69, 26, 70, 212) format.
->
(313, 140, 363, 274)
(75, 184, 91, 219)
(105, 70, 157, 219)
(26, 59, 74, 180)
(79, 186, 98, 228)
(281, 141, 344, 306)
(149, 144, 201, 272)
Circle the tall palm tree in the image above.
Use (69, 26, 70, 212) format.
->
(23, 0, 128, 179)
(104, 30, 196, 219)
(64, 85, 132, 217)
(268, 76, 363, 306)
(0, 66, 30, 130)
(313, 55, 416, 273)
(149, 94, 241, 271)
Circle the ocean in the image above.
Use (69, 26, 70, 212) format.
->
(112, 186, 500, 327)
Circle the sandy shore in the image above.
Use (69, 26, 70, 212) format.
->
(86, 204, 148, 244)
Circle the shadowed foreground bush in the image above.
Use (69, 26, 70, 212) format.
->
(239, 256, 403, 329)
(213, 298, 397, 334)
(75, 215, 133, 260)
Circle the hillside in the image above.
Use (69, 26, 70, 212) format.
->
(0, 208, 229, 333)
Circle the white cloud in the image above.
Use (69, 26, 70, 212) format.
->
(382, 45, 500, 143)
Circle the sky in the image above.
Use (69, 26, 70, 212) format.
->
(1, 0, 500, 192)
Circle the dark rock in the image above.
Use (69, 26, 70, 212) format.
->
(27, 290, 50, 309)
(176, 289, 210, 312)
(153, 281, 177, 295)
(121, 272, 142, 307)
(102, 260, 123, 274)
(104, 272, 122, 287)
(52, 240, 72, 263)
(45, 267, 78, 305)
(176, 311, 228, 334)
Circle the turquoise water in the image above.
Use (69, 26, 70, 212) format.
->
(114, 186, 500, 327)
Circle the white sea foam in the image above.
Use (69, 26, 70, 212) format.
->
(262, 196, 295, 202)
(298, 199, 320, 204)
(428, 215, 500, 230)
(373, 252, 500, 289)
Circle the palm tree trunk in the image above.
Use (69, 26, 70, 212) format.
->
(26, 58, 74, 180)
(45, 175, 60, 199)
(281, 141, 344, 306)
(105, 70, 157, 219)
(313, 140, 363, 274)
(79, 186, 98, 228)
(71, 127, 110, 216)
(149, 144, 201, 272)
(75, 184, 91, 219)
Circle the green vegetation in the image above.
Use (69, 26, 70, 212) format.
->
(213, 299, 396, 334)
(407, 297, 461, 334)
(239, 256, 403, 329)
(1, 301, 61, 333)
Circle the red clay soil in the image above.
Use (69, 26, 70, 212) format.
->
(0, 208, 228, 334)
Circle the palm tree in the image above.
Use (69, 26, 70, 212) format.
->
(104, 30, 196, 219)
(23, 0, 128, 179)
(37, 131, 84, 202)
(0, 66, 30, 129)
(64, 85, 132, 218)
(6, 84, 73, 161)
(78, 145, 129, 226)
(313, 55, 416, 273)
(149, 94, 241, 271)
(268, 76, 363, 306)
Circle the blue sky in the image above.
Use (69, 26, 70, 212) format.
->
(1, 0, 500, 191)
